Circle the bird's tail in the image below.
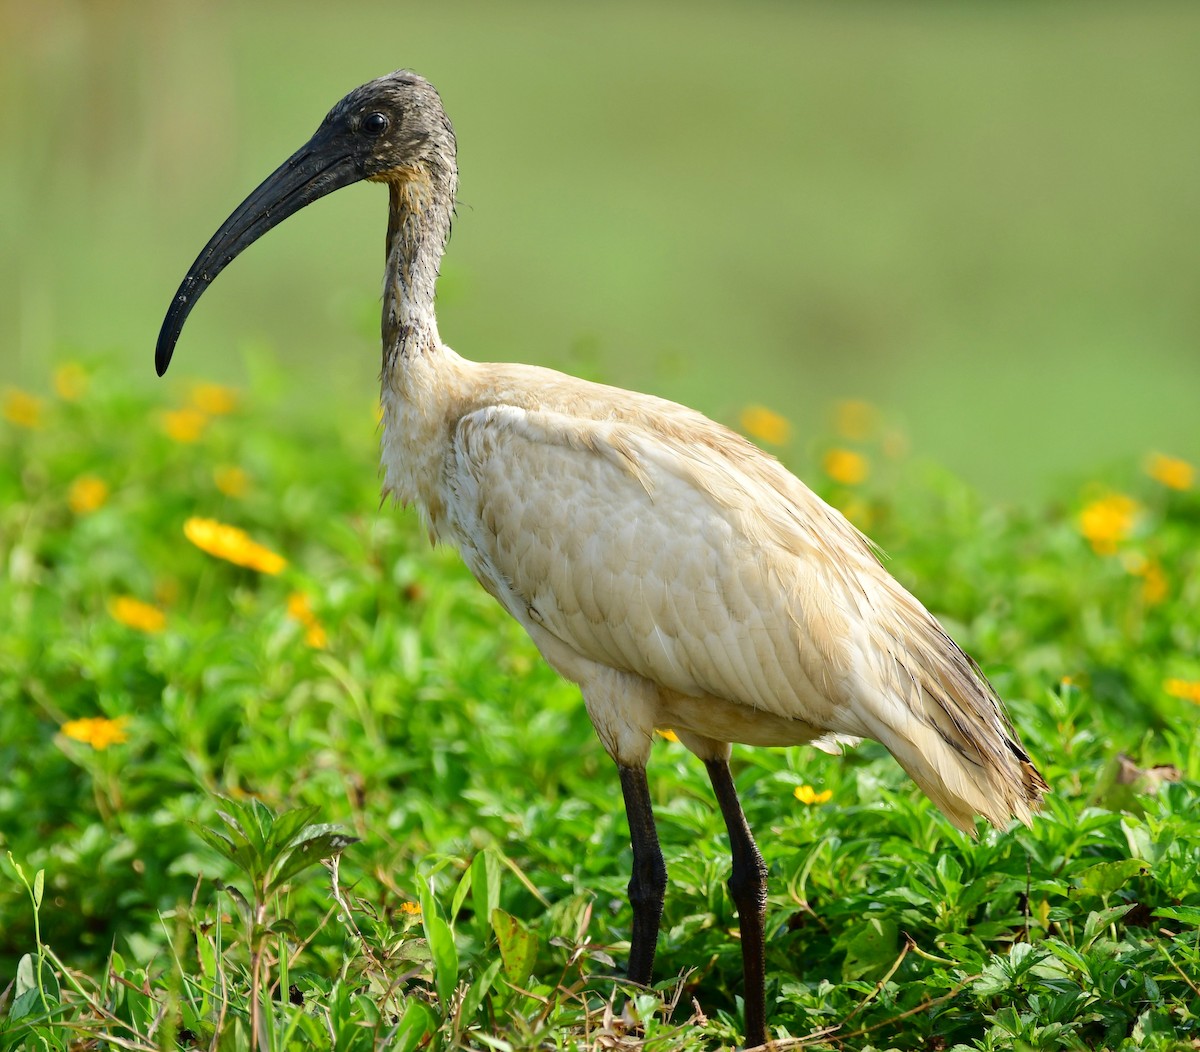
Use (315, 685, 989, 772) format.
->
(849, 581, 1048, 833)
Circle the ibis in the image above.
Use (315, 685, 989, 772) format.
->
(156, 71, 1047, 1047)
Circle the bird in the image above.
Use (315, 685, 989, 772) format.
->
(156, 71, 1048, 1048)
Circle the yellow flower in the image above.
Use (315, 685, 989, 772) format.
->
(190, 382, 239, 416)
(161, 408, 208, 443)
(286, 592, 313, 620)
(656, 728, 680, 742)
(184, 517, 287, 575)
(740, 405, 792, 446)
(286, 592, 327, 648)
(1146, 452, 1194, 492)
(833, 400, 878, 441)
(61, 716, 130, 751)
(1164, 679, 1200, 704)
(399, 901, 422, 916)
(68, 475, 109, 514)
(3, 388, 43, 428)
(1141, 564, 1168, 605)
(1079, 493, 1139, 555)
(213, 465, 249, 498)
(54, 363, 88, 401)
(794, 785, 833, 805)
(110, 596, 167, 633)
(1122, 555, 1168, 605)
(823, 448, 869, 486)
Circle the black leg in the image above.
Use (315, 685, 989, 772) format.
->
(705, 758, 769, 1049)
(617, 764, 668, 986)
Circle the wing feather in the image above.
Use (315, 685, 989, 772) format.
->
(448, 404, 849, 722)
(445, 393, 1046, 828)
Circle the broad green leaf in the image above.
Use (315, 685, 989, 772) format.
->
(247, 798, 277, 847)
(8, 988, 42, 1022)
(421, 880, 459, 1008)
(267, 828, 359, 894)
(1132, 1008, 1176, 1043)
(12, 953, 58, 1016)
(1082, 903, 1135, 948)
(268, 917, 300, 940)
(1043, 937, 1089, 974)
(633, 993, 660, 1024)
(195, 934, 217, 978)
(471, 849, 502, 942)
(1006, 942, 1038, 971)
(426, 913, 458, 1008)
(491, 908, 538, 987)
(1121, 817, 1174, 865)
(350, 992, 380, 1025)
(1074, 859, 1149, 900)
(391, 998, 436, 1052)
(837, 916, 898, 981)
(190, 824, 239, 864)
(214, 806, 251, 844)
(192, 821, 260, 883)
(1154, 905, 1200, 927)
(15, 953, 37, 997)
(263, 806, 321, 859)
(419, 878, 439, 926)
(935, 854, 963, 895)
(974, 957, 1013, 997)
(212, 799, 273, 881)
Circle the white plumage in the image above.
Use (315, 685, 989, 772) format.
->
(157, 71, 1046, 1047)
(384, 352, 1044, 832)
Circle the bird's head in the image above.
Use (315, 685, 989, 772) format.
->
(329, 72, 457, 187)
(155, 71, 455, 376)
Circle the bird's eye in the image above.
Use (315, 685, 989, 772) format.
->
(361, 112, 389, 136)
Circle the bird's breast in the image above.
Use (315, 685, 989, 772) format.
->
(378, 349, 478, 541)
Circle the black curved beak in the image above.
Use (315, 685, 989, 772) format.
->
(155, 128, 361, 376)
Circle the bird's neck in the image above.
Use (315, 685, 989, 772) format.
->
(378, 164, 466, 534)
(381, 168, 453, 366)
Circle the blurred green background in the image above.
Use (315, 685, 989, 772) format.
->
(3, 0, 1198, 497)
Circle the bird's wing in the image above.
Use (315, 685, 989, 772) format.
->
(447, 403, 873, 729)
(447, 401, 1046, 830)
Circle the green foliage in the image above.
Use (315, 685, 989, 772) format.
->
(1, 364, 1198, 1049)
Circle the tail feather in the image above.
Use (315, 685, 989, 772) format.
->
(849, 579, 1048, 833)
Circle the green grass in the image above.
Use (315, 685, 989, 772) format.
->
(1, 361, 1198, 1050)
